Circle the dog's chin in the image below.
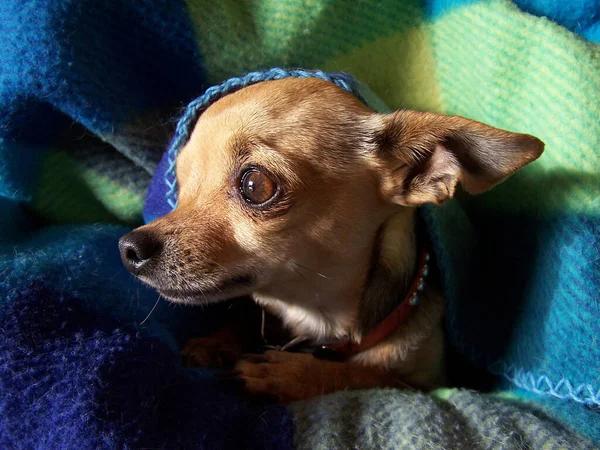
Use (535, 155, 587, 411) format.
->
(158, 288, 235, 305)
(152, 275, 255, 306)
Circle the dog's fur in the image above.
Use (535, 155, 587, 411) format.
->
(120, 78, 544, 402)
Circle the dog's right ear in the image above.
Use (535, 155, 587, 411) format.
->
(370, 110, 544, 206)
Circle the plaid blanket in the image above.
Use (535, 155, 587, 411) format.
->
(1, 1, 599, 448)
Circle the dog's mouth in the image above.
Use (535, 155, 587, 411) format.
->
(156, 275, 254, 304)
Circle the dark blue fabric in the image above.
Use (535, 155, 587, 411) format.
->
(0, 226, 295, 449)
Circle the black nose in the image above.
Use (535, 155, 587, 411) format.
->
(119, 230, 161, 275)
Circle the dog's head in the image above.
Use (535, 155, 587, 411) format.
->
(120, 78, 543, 306)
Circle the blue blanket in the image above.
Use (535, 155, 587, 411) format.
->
(1, 1, 599, 448)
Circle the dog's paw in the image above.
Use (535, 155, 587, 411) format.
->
(219, 350, 322, 403)
(181, 336, 241, 368)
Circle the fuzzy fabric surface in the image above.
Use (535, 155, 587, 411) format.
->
(1, 0, 599, 449)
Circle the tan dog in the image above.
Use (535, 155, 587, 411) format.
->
(119, 78, 544, 403)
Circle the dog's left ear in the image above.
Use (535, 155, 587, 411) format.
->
(371, 110, 544, 206)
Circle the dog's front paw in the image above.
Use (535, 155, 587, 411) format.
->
(181, 336, 242, 368)
(221, 350, 324, 403)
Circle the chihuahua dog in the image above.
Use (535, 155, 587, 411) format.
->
(119, 78, 543, 403)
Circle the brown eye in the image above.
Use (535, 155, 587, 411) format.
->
(240, 169, 278, 206)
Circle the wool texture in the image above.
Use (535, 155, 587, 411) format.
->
(291, 389, 596, 449)
(0, 0, 599, 448)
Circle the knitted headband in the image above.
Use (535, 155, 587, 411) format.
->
(143, 68, 388, 223)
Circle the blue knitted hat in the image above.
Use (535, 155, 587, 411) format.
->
(143, 68, 388, 223)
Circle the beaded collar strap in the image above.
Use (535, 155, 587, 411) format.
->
(312, 245, 432, 360)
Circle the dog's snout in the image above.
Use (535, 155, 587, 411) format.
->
(119, 230, 161, 275)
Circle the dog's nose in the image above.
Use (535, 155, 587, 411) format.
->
(119, 230, 161, 275)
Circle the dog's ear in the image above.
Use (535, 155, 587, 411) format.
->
(372, 110, 544, 206)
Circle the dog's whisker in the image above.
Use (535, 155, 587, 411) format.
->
(291, 266, 308, 283)
(290, 266, 321, 304)
(139, 294, 162, 326)
(294, 262, 332, 280)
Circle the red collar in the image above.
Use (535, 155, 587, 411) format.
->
(313, 246, 431, 361)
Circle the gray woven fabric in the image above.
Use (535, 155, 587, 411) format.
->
(291, 389, 597, 450)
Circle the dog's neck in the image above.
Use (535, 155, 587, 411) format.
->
(253, 208, 417, 343)
(357, 210, 417, 335)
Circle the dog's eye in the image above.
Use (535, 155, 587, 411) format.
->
(240, 168, 277, 206)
